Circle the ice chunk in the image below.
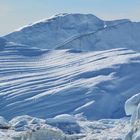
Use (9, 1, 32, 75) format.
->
(46, 114, 81, 134)
(0, 116, 10, 129)
(125, 93, 140, 123)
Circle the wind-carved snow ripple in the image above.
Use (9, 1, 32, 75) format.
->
(0, 47, 140, 120)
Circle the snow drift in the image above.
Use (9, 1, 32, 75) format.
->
(0, 39, 140, 120)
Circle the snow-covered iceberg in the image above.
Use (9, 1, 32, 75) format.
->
(4, 13, 140, 51)
(0, 13, 140, 140)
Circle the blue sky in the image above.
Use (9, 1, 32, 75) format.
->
(0, 0, 140, 35)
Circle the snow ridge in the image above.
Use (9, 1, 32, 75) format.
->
(4, 13, 140, 51)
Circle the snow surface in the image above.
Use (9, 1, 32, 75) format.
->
(0, 13, 140, 139)
(4, 13, 140, 51)
(0, 40, 140, 120)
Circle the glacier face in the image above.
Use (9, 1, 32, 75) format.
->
(4, 13, 140, 51)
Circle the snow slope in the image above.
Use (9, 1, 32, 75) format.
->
(0, 37, 140, 120)
(4, 13, 140, 51)
(4, 13, 104, 50)
(0, 13, 140, 139)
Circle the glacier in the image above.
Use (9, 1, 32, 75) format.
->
(0, 13, 140, 139)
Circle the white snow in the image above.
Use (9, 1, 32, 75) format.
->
(4, 13, 103, 50)
(49, 114, 76, 123)
(75, 101, 95, 112)
(0, 13, 140, 139)
(0, 44, 140, 120)
(0, 38, 140, 120)
(4, 13, 140, 51)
